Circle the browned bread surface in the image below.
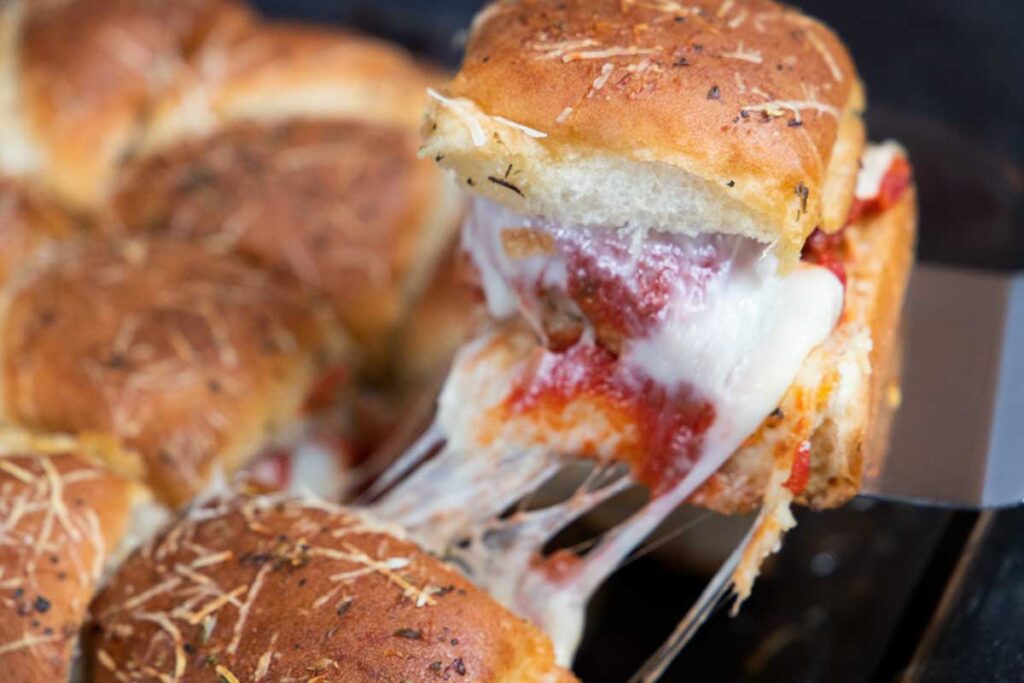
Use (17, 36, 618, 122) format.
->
(0, 0, 254, 208)
(142, 19, 439, 147)
(423, 0, 863, 264)
(89, 493, 576, 682)
(109, 119, 455, 351)
(0, 178, 78, 284)
(0, 238, 345, 505)
(0, 435, 136, 683)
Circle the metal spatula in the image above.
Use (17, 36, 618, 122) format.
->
(861, 265, 1024, 509)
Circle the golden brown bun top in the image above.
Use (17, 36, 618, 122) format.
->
(89, 492, 575, 683)
(10, 0, 254, 207)
(426, 0, 863, 261)
(142, 19, 442, 150)
(0, 431, 136, 682)
(1, 238, 345, 505)
(0, 178, 78, 284)
(109, 118, 457, 351)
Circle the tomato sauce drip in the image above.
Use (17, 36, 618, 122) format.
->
(783, 441, 812, 495)
(504, 343, 716, 496)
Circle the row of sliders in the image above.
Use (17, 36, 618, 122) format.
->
(0, 443, 571, 681)
(0, 0, 510, 680)
(0, 0, 920, 680)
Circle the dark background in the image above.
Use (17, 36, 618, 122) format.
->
(252, 2, 1024, 681)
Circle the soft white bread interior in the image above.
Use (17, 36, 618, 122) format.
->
(422, 0, 865, 266)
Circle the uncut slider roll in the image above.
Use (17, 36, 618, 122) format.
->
(107, 21, 464, 355)
(386, 0, 916, 646)
(0, 0, 253, 209)
(88, 491, 575, 683)
(0, 238, 348, 507)
(0, 430, 162, 683)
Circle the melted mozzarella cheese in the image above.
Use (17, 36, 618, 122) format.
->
(855, 140, 903, 199)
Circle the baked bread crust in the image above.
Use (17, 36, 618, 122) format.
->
(0, 0, 253, 208)
(89, 493, 576, 683)
(0, 238, 347, 505)
(0, 432, 138, 682)
(0, 179, 77, 284)
(422, 0, 863, 265)
(108, 118, 460, 351)
(140, 20, 439, 151)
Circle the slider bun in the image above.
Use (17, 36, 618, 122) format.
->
(0, 0, 254, 209)
(692, 187, 917, 512)
(88, 492, 576, 683)
(0, 238, 348, 506)
(141, 21, 442, 152)
(107, 21, 465, 355)
(108, 118, 463, 352)
(422, 0, 864, 266)
(0, 431, 140, 682)
(0, 178, 78, 284)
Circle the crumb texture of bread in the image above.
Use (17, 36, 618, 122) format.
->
(0, 433, 135, 683)
(691, 187, 917, 513)
(0, 238, 346, 506)
(422, 0, 863, 265)
(89, 493, 576, 683)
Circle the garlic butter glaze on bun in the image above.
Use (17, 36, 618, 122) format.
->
(107, 21, 464, 354)
(0, 238, 348, 506)
(0, 431, 145, 683)
(0, 0, 254, 209)
(421, 0, 865, 266)
(88, 492, 576, 683)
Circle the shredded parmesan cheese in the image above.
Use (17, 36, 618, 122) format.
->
(426, 88, 486, 147)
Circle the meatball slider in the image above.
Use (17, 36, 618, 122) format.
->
(0, 238, 348, 506)
(107, 22, 464, 355)
(379, 0, 915, 655)
(88, 491, 575, 682)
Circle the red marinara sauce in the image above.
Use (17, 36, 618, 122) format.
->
(562, 234, 724, 344)
(802, 154, 913, 284)
(503, 343, 716, 497)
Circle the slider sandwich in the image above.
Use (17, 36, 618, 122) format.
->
(106, 20, 464, 358)
(0, 237, 348, 506)
(0, 0, 254, 209)
(88, 490, 575, 683)
(0, 430, 164, 683)
(378, 0, 916, 658)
